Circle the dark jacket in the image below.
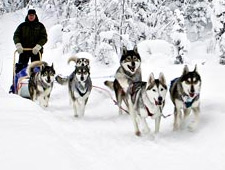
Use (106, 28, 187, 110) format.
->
(13, 14, 47, 51)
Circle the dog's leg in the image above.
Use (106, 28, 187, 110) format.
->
(73, 101, 79, 117)
(79, 101, 85, 117)
(127, 95, 141, 136)
(30, 88, 36, 101)
(116, 92, 123, 115)
(173, 100, 183, 131)
(44, 95, 50, 107)
(39, 95, 47, 107)
(183, 107, 191, 128)
(141, 117, 150, 134)
(173, 107, 182, 131)
(155, 116, 161, 133)
(188, 106, 200, 131)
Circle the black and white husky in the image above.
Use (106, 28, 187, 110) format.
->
(56, 56, 92, 117)
(27, 61, 55, 107)
(104, 46, 142, 114)
(127, 73, 167, 136)
(170, 65, 201, 131)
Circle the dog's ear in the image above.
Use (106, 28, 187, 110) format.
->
(133, 45, 138, 54)
(182, 65, 189, 75)
(122, 46, 127, 55)
(194, 64, 198, 72)
(159, 72, 166, 85)
(148, 73, 155, 84)
(51, 63, 54, 68)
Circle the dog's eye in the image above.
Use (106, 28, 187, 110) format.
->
(161, 88, 164, 91)
(185, 80, 191, 84)
(50, 71, 55, 76)
(152, 89, 156, 92)
(133, 56, 138, 61)
(126, 57, 131, 62)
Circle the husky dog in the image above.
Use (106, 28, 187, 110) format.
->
(55, 56, 90, 85)
(104, 46, 142, 114)
(170, 65, 201, 131)
(68, 65, 92, 117)
(127, 73, 167, 136)
(55, 56, 92, 117)
(27, 61, 55, 107)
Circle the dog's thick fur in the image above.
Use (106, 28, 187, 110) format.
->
(127, 73, 167, 136)
(170, 65, 201, 131)
(55, 56, 92, 117)
(104, 46, 142, 114)
(27, 61, 55, 107)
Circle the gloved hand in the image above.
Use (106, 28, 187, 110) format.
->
(32, 44, 42, 55)
(15, 43, 23, 54)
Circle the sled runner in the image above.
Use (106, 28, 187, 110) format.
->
(12, 48, 41, 98)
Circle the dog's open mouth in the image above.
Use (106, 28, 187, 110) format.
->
(154, 99, 163, 105)
(189, 92, 195, 97)
(128, 65, 135, 72)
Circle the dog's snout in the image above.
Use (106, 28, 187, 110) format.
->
(131, 61, 135, 67)
(81, 76, 84, 81)
(190, 85, 195, 93)
(158, 96, 163, 101)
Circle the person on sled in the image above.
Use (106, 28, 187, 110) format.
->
(9, 9, 47, 93)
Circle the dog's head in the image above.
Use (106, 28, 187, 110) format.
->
(40, 63, 55, 84)
(180, 65, 201, 98)
(68, 56, 90, 68)
(75, 65, 90, 82)
(146, 72, 167, 106)
(120, 46, 141, 75)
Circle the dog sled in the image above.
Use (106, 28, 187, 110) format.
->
(12, 48, 41, 98)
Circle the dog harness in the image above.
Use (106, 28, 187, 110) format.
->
(181, 93, 200, 108)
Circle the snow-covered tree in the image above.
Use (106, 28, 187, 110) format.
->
(212, 0, 225, 64)
(185, 0, 210, 40)
(171, 9, 189, 64)
(0, 0, 5, 15)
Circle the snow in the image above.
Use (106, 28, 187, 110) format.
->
(0, 9, 225, 170)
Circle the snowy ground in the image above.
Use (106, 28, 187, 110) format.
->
(0, 9, 225, 170)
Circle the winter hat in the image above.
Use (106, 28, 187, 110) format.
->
(28, 9, 36, 15)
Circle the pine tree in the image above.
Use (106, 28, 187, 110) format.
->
(171, 9, 188, 64)
(185, 0, 210, 40)
(212, 0, 225, 64)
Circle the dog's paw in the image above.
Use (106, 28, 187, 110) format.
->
(188, 122, 198, 132)
(135, 131, 141, 136)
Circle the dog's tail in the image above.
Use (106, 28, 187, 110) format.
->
(27, 61, 47, 76)
(55, 75, 68, 85)
(67, 56, 78, 65)
(104, 80, 114, 90)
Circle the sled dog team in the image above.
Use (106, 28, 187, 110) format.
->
(25, 45, 202, 136)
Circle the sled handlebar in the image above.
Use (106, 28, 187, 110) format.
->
(14, 48, 42, 60)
